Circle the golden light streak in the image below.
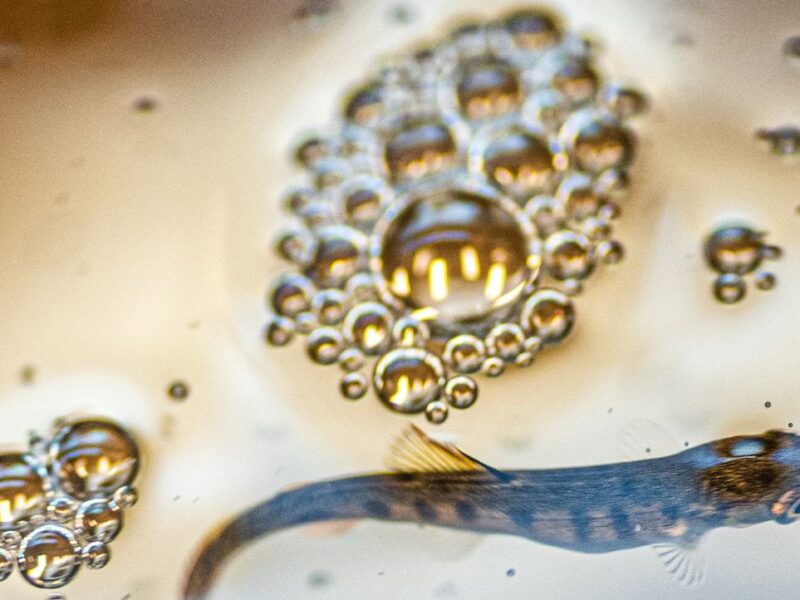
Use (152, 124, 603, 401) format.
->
(391, 374, 410, 406)
(460, 246, 481, 281)
(391, 267, 411, 297)
(429, 258, 448, 302)
(362, 324, 385, 349)
(484, 262, 507, 301)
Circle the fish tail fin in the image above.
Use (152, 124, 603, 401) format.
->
(182, 477, 378, 600)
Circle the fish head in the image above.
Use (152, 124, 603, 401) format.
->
(693, 430, 800, 526)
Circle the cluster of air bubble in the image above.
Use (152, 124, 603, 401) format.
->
(704, 225, 781, 304)
(264, 8, 645, 423)
(0, 418, 139, 589)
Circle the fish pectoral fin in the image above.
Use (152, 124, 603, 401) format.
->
(652, 536, 706, 588)
(386, 425, 509, 478)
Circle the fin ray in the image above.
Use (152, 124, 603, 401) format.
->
(652, 540, 706, 588)
(386, 425, 489, 474)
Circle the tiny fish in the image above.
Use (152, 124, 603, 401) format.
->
(183, 426, 800, 598)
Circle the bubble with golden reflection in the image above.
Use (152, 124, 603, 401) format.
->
(49, 420, 139, 500)
(0, 454, 46, 530)
(377, 187, 536, 325)
(704, 224, 781, 304)
(0, 418, 140, 589)
(264, 8, 644, 420)
(18, 525, 80, 588)
(373, 349, 445, 413)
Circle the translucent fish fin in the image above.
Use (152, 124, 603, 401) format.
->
(304, 519, 359, 538)
(652, 537, 706, 588)
(386, 425, 492, 474)
(619, 419, 681, 461)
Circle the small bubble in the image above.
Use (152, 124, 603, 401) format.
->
(789, 423, 794, 429)
(645, 447, 651, 454)
(506, 568, 516, 577)
(306, 570, 333, 588)
(756, 126, 800, 156)
(388, 4, 415, 24)
(784, 35, 800, 65)
(167, 381, 189, 401)
(19, 364, 36, 385)
(713, 273, 746, 304)
(765, 401, 772, 408)
(684, 441, 689, 447)
(132, 96, 158, 113)
(755, 272, 777, 291)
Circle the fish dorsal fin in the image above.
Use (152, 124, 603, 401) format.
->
(386, 425, 488, 474)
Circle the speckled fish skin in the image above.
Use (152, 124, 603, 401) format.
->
(183, 429, 800, 599)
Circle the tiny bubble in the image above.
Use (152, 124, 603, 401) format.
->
(167, 380, 190, 400)
(765, 401, 772, 408)
(307, 570, 333, 588)
(645, 447, 651, 453)
(684, 441, 689, 447)
(19, 365, 36, 385)
(132, 96, 158, 113)
(789, 423, 794, 429)
(506, 568, 516, 577)
(389, 3, 415, 24)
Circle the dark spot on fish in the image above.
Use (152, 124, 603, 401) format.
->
(609, 506, 633, 539)
(702, 457, 783, 502)
(569, 508, 590, 542)
(414, 499, 437, 521)
(455, 500, 477, 522)
(509, 508, 534, 531)
(365, 499, 391, 518)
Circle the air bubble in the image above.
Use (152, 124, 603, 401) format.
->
(704, 225, 767, 275)
(18, 525, 80, 589)
(502, 9, 561, 50)
(0, 454, 46, 528)
(339, 348, 366, 372)
(525, 195, 566, 236)
(306, 226, 367, 288)
(75, 499, 122, 543)
(480, 128, 555, 198)
(485, 323, 525, 361)
(312, 288, 349, 325)
(425, 400, 449, 424)
(373, 348, 445, 413)
(275, 228, 316, 265)
(270, 273, 315, 317)
(392, 316, 430, 347)
(339, 176, 392, 230)
(456, 57, 522, 121)
(598, 84, 648, 119)
(596, 240, 625, 264)
(560, 109, 635, 173)
(0, 548, 12, 582)
(81, 541, 110, 569)
(306, 327, 345, 365)
(544, 231, 594, 280)
(343, 302, 394, 355)
(50, 421, 139, 500)
(340, 372, 369, 400)
(378, 187, 536, 324)
(755, 271, 776, 291)
(444, 376, 478, 409)
(443, 334, 487, 374)
(481, 356, 506, 377)
(520, 289, 575, 343)
(384, 116, 459, 182)
(713, 273, 746, 304)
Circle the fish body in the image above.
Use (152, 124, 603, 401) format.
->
(184, 427, 800, 599)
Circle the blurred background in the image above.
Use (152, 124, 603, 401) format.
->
(1, 0, 799, 598)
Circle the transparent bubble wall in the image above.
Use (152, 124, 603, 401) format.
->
(0, 0, 798, 599)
